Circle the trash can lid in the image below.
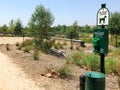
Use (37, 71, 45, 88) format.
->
(85, 71, 105, 78)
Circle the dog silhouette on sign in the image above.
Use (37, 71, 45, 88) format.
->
(99, 16, 107, 24)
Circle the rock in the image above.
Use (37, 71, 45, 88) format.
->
(46, 73, 52, 78)
(51, 70, 58, 75)
(41, 73, 45, 76)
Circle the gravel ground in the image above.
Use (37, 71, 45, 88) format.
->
(0, 37, 119, 90)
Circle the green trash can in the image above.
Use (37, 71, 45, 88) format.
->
(85, 71, 105, 90)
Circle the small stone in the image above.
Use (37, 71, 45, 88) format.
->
(51, 70, 58, 75)
(46, 73, 52, 78)
(41, 73, 45, 76)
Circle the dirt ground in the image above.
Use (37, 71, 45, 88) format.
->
(0, 37, 119, 90)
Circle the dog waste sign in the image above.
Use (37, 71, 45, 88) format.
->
(97, 4, 110, 26)
(93, 29, 108, 54)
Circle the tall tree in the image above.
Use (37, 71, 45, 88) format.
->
(2, 24, 8, 34)
(109, 12, 120, 47)
(67, 21, 79, 39)
(14, 19, 23, 36)
(28, 4, 54, 53)
(8, 19, 15, 35)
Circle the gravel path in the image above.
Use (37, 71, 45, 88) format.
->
(0, 51, 44, 90)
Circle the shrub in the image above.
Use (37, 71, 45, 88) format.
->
(33, 49, 39, 60)
(85, 53, 100, 71)
(58, 65, 71, 78)
(66, 52, 84, 67)
(105, 57, 117, 74)
(66, 52, 100, 71)
(21, 39, 33, 47)
(23, 46, 31, 53)
(18, 39, 34, 52)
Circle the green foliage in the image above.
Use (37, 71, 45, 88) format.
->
(66, 52, 100, 71)
(14, 19, 23, 36)
(105, 57, 117, 74)
(79, 33, 92, 43)
(28, 4, 54, 53)
(109, 12, 120, 35)
(19, 39, 34, 52)
(33, 49, 39, 60)
(21, 39, 33, 47)
(66, 52, 84, 66)
(85, 54, 99, 71)
(23, 46, 31, 53)
(0, 24, 8, 34)
(58, 65, 71, 78)
(8, 19, 15, 34)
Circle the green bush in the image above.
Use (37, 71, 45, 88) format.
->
(105, 57, 117, 74)
(66, 52, 84, 66)
(66, 52, 100, 71)
(23, 46, 31, 53)
(21, 39, 33, 47)
(58, 65, 71, 78)
(83, 54, 100, 71)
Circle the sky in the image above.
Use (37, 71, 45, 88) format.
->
(0, 0, 120, 26)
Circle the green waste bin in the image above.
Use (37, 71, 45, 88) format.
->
(85, 71, 105, 90)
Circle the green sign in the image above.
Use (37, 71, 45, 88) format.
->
(93, 29, 108, 54)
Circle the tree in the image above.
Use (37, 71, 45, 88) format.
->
(1, 24, 8, 34)
(8, 19, 15, 35)
(67, 21, 79, 39)
(28, 4, 54, 53)
(14, 19, 23, 36)
(109, 12, 120, 47)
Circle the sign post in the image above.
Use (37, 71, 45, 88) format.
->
(93, 4, 110, 74)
